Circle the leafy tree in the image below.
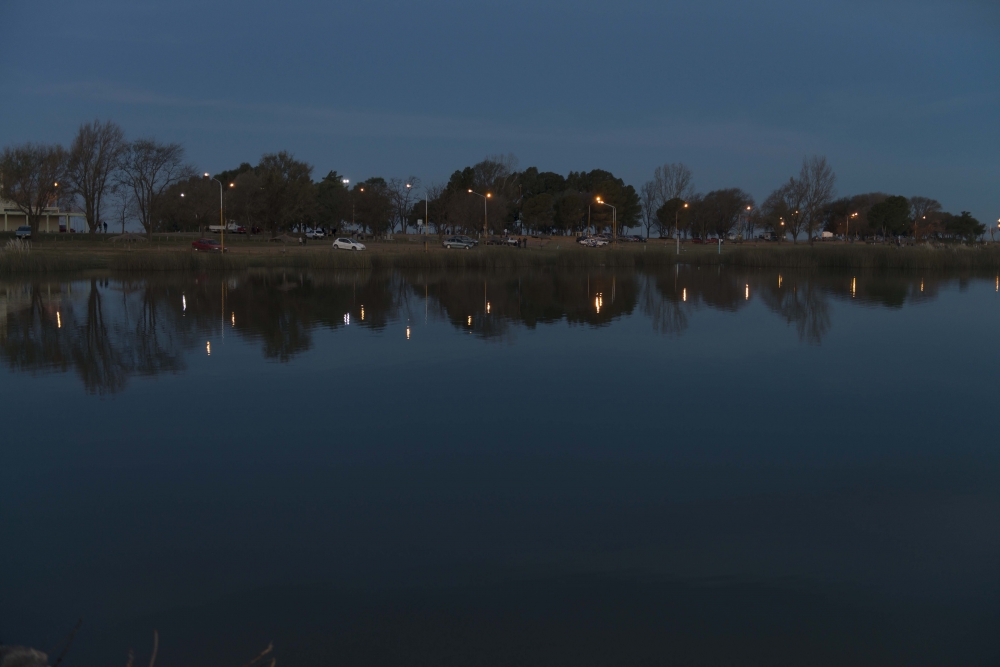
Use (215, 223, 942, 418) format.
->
(256, 151, 315, 236)
(315, 170, 350, 229)
(656, 197, 689, 238)
(868, 195, 911, 237)
(943, 211, 984, 242)
(157, 175, 217, 231)
(700, 188, 754, 238)
(353, 178, 393, 236)
(521, 193, 554, 230)
(0, 142, 67, 234)
(554, 191, 586, 233)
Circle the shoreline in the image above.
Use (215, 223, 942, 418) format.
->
(2, 236, 1000, 274)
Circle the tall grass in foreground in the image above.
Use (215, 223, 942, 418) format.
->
(2, 243, 1000, 275)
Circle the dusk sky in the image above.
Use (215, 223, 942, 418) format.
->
(3, 0, 998, 222)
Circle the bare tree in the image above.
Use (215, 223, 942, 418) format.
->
(762, 156, 835, 243)
(0, 142, 67, 234)
(474, 153, 519, 197)
(111, 182, 137, 234)
(797, 156, 836, 243)
(424, 183, 446, 234)
(117, 139, 193, 237)
(388, 176, 420, 233)
(652, 163, 694, 204)
(760, 181, 801, 242)
(910, 196, 942, 240)
(639, 181, 659, 239)
(65, 119, 126, 233)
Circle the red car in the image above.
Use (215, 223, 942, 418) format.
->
(192, 238, 228, 252)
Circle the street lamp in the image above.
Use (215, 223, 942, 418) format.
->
(204, 172, 224, 252)
(596, 196, 616, 245)
(675, 202, 688, 255)
(468, 189, 491, 238)
(847, 212, 858, 242)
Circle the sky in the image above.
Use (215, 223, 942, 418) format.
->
(2, 0, 998, 222)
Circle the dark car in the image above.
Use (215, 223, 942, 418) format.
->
(192, 238, 227, 252)
(15, 225, 32, 239)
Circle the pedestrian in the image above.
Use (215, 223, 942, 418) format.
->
(103, 222, 108, 233)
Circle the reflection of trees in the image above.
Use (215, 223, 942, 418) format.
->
(0, 279, 188, 394)
(822, 273, 942, 308)
(403, 270, 639, 340)
(178, 272, 401, 361)
(653, 265, 749, 312)
(759, 274, 831, 345)
(644, 265, 749, 337)
(642, 274, 688, 337)
(0, 268, 971, 392)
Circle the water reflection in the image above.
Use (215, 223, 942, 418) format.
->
(0, 269, 987, 392)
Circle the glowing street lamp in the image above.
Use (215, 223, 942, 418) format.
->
(847, 212, 858, 242)
(596, 196, 616, 245)
(468, 189, 491, 237)
(204, 172, 225, 252)
(675, 202, 689, 255)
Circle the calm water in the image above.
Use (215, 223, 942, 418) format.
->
(2, 268, 999, 666)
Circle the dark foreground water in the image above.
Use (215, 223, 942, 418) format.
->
(2, 267, 999, 666)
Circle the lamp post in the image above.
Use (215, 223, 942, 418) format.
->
(847, 212, 858, 242)
(596, 197, 616, 245)
(468, 189, 491, 238)
(204, 173, 224, 252)
(676, 202, 688, 255)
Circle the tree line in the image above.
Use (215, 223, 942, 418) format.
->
(0, 119, 989, 242)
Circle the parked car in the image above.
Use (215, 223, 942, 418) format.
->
(627, 235, 646, 243)
(505, 237, 521, 247)
(191, 238, 227, 252)
(305, 228, 325, 239)
(443, 236, 474, 249)
(332, 237, 366, 250)
(456, 235, 479, 246)
(15, 225, 31, 239)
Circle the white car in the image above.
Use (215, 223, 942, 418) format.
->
(305, 229, 326, 239)
(332, 237, 366, 251)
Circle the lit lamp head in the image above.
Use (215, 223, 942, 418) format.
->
(204, 172, 210, 179)
(486, 193, 491, 198)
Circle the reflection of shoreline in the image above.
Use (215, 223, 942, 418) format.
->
(0, 269, 984, 391)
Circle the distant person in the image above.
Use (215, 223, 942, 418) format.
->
(103, 222, 108, 233)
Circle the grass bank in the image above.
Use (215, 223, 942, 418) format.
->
(2, 239, 1000, 275)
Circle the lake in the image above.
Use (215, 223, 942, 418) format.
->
(2, 267, 998, 666)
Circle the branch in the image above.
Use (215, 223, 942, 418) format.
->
(149, 630, 158, 667)
(50, 617, 83, 667)
(240, 642, 274, 667)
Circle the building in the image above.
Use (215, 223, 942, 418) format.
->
(1, 199, 88, 232)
